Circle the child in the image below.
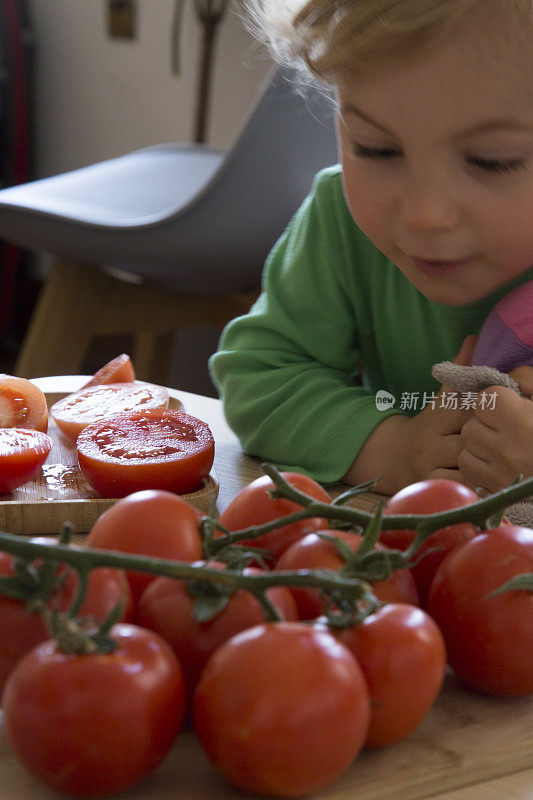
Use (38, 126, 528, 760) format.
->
(209, 0, 533, 495)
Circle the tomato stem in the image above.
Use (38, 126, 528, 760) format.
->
(330, 477, 382, 507)
(0, 532, 386, 603)
(0, 574, 36, 601)
(488, 573, 533, 597)
(206, 467, 533, 559)
(0, 467, 531, 639)
(256, 591, 284, 622)
(38, 602, 118, 655)
(207, 506, 329, 553)
(68, 566, 90, 618)
(262, 465, 533, 540)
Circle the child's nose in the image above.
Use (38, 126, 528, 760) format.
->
(399, 176, 460, 232)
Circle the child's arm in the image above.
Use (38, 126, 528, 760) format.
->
(210, 169, 413, 486)
(458, 366, 533, 492)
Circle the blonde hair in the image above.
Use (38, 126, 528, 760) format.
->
(244, 0, 532, 82)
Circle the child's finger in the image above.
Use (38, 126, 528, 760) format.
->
(452, 334, 478, 366)
(508, 366, 533, 399)
(441, 430, 466, 468)
(457, 446, 495, 491)
(472, 385, 526, 429)
(430, 466, 467, 484)
(432, 386, 473, 432)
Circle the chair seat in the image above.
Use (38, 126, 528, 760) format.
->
(0, 144, 245, 294)
(0, 68, 338, 295)
(0, 144, 225, 226)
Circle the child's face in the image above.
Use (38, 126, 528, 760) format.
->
(336, 9, 533, 306)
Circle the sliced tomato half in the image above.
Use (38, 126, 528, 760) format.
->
(0, 375, 48, 433)
(50, 382, 170, 444)
(0, 429, 52, 493)
(82, 354, 136, 388)
(77, 409, 215, 498)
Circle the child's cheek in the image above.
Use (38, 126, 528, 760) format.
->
(341, 168, 387, 237)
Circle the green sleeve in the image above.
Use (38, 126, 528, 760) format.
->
(209, 169, 404, 483)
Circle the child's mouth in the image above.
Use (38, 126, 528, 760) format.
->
(411, 257, 468, 275)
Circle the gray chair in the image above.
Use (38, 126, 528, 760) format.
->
(0, 66, 338, 382)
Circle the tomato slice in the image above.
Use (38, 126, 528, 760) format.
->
(82, 354, 136, 388)
(0, 429, 52, 492)
(0, 375, 48, 433)
(50, 381, 170, 444)
(76, 409, 215, 498)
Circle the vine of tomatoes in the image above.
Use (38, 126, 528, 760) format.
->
(0, 471, 531, 799)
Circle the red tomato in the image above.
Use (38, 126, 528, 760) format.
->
(50, 381, 170, 443)
(86, 489, 204, 604)
(138, 561, 298, 695)
(82, 353, 136, 388)
(218, 472, 332, 563)
(335, 604, 446, 747)
(0, 428, 52, 492)
(0, 541, 134, 696)
(427, 525, 533, 696)
(193, 621, 370, 797)
(276, 529, 418, 618)
(381, 479, 479, 607)
(77, 408, 215, 498)
(2, 624, 185, 797)
(0, 374, 48, 433)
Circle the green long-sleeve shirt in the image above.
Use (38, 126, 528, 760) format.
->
(209, 166, 533, 483)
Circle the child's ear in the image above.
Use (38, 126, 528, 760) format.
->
(453, 334, 478, 366)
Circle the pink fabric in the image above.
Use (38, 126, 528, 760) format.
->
(471, 280, 533, 371)
(495, 280, 533, 348)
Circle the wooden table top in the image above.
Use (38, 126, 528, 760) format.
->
(0, 377, 531, 800)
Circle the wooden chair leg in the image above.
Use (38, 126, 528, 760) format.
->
(132, 330, 162, 383)
(137, 330, 175, 386)
(16, 256, 259, 382)
(15, 258, 100, 378)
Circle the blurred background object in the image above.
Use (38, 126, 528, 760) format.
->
(0, 67, 338, 395)
(0, 3, 338, 396)
(1, 0, 271, 385)
(0, 0, 35, 370)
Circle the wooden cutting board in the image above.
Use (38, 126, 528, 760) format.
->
(0, 390, 219, 535)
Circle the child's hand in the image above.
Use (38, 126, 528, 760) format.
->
(343, 392, 471, 494)
(403, 383, 472, 484)
(347, 337, 477, 493)
(401, 334, 478, 484)
(458, 365, 533, 492)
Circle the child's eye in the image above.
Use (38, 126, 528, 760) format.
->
(467, 156, 526, 174)
(352, 143, 401, 160)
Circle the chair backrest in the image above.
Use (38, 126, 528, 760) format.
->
(157, 66, 338, 292)
(198, 65, 338, 218)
